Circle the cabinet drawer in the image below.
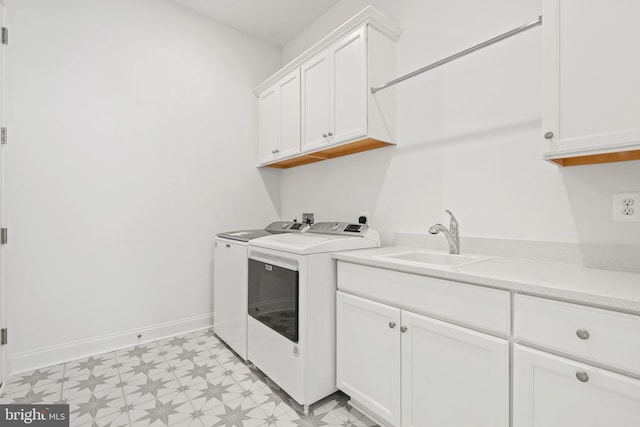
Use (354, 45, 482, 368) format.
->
(337, 262, 510, 335)
(514, 294, 640, 375)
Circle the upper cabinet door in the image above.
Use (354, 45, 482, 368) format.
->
(278, 69, 301, 159)
(543, 0, 640, 157)
(330, 26, 368, 145)
(257, 85, 278, 164)
(301, 51, 331, 152)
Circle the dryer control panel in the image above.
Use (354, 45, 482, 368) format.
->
(307, 222, 369, 236)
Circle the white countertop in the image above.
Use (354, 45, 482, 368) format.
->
(333, 246, 640, 314)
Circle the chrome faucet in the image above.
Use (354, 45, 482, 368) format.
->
(429, 210, 460, 254)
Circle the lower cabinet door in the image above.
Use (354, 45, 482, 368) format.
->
(401, 311, 509, 427)
(337, 291, 402, 426)
(514, 345, 640, 427)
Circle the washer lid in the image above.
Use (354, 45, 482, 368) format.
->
(216, 229, 274, 242)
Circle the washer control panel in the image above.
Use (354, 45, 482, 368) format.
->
(265, 221, 309, 233)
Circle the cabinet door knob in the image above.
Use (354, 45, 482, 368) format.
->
(575, 371, 589, 383)
(322, 133, 328, 138)
(328, 132, 333, 137)
(400, 326, 408, 333)
(388, 321, 396, 329)
(225, 244, 230, 248)
(576, 329, 590, 340)
(544, 131, 554, 139)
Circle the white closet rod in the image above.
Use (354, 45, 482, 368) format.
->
(370, 16, 543, 94)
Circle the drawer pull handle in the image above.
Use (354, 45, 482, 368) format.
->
(388, 322, 396, 329)
(576, 329, 590, 340)
(576, 371, 589, 383)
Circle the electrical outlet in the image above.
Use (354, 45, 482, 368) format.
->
(613, 192, 640, 222)
(302, 212, 315, 225)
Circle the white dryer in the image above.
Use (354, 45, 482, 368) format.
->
(247, 222, 380, 411)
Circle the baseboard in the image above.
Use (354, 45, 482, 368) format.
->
(9, 313, 214, 375)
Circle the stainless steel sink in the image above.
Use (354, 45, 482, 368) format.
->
(375, 250, 489, 268)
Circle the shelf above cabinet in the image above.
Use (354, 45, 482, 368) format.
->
(544, 146, 640, 167)
(261, 138, 393, 169)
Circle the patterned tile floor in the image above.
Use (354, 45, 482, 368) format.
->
(0, 329, 377, 427)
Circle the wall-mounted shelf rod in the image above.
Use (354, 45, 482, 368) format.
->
(371, 15, 542, 94)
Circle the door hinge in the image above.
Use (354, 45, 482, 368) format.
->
(1, 328, 7, 345)
(1, 127, 6, 145)
(1, 228, 7, 245)
(1, 27, 7, 45)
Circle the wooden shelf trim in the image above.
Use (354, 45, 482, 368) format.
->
(548, 149, 640, 167)
(262, 138, 393, 169)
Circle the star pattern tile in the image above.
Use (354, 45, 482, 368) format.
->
(0, 329, 379, 426)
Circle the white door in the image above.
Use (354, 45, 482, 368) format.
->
(213, 239, 248, 360)
(277, 69, 301, 159)
(301, 51, 330, 152)
(401, 311, 509, 427)
(257, 85, 278, 164)
(543, 0, 640, 153)
(0, 2, 7, 385)
(330, 26, 367, 145)
(513, 345, 640, 427)
(336, 292, 401, 427)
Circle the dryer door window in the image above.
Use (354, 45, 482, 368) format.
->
(248, 258, 299, 343)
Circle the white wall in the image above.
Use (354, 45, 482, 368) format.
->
(6, 0, 281, 370)
(280, 0, 640, 246)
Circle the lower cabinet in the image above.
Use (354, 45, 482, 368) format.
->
(513, 345, 640, 427)
(336, 291, 401, 426)
(336, 291, 509, 427)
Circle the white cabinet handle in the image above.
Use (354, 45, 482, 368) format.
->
(576, 329, 590, 340)
(575, 371, 589, 383)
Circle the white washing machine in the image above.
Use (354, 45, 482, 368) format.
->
(213, 221, 308, 360)
(247, 222, 380, 411)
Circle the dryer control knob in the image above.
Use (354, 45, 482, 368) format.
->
(331, 222, 340, 231)
(281, 222, 289, 229)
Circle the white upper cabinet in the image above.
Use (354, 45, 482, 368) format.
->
(301, 51, 331, 152)
(257, 69, 301, 165)
(542, 0, 640, 166)
(301, 27, 368, 153)
(257, 85, 278, 164)
(278, 70, 302, 159)
(254, 7, 401, 168)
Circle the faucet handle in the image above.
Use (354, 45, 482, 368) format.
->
(444, 209, 458, 225)
(444, 210, 459, 237)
